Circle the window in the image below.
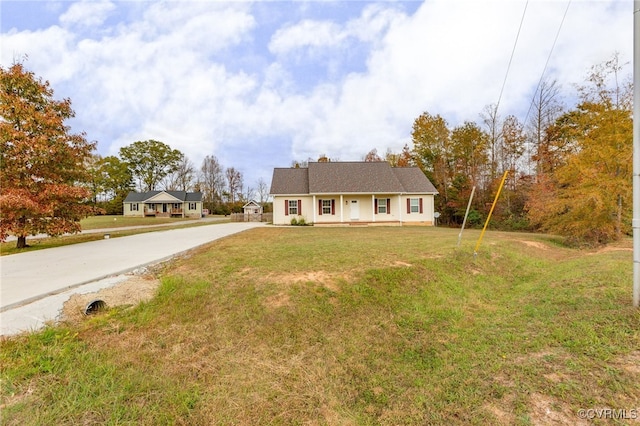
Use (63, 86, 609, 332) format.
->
(407, 198, 423, 214)
(131, 203, 139, 211)
(410, 198, 420, 213)
(322, 199, 332, 215)
(376, 198, 388, 214)
(189, 202, 197, 210)
(288, 199, 298, 215)
(173, 203, 181, 210)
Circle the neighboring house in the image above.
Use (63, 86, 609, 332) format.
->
(269, 161, 438, 226)
(123, 191, 203, 218)
(242, 200, 263, 215)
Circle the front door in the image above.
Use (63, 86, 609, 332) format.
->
(350, 200, 359, 220)
(163, 203, 167, 213)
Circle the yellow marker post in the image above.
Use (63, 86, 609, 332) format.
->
(474, 170, 509, 255)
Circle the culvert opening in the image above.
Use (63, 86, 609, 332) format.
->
(85, 299, 107, 315)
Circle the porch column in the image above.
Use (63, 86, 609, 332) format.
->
(398, 195, 403, 224)
(340, 195, 344, 223)
(312, 195, 316, 223)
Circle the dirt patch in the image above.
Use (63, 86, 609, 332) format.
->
(264, 292, 291, 309)
(60, 275, 161, 324)
(484, 401, 515, 425)
(614, 350, 640, 375)
(520, 240, 548, 250)
(529, 392, 588, 426)
(263, 271, 349, 293)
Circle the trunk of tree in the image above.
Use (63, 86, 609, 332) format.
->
(16, 235, 27, 248)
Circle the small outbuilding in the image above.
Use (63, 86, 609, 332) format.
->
(242, 200, 263, 215)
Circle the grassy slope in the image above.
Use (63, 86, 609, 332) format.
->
(1, 227, 638, 425)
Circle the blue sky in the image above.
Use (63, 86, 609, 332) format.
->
(0, 0, 633, 190)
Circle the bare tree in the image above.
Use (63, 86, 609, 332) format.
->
(480, 103, 502, 180)
(225, 167, 243, 203)
(256, 178, 269, 203)
(526, 79, 563, 176)
(163, 154, 195, 191)
(200, 155, 224, 204)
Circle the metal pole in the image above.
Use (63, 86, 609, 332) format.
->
(633, 0, 640, 307)
(457, 186, 476, 247)
(474, 171, 508, 255)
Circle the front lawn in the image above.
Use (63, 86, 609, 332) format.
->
(1, 226, 638, 425)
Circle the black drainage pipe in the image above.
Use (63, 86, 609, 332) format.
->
(85, 299, 107, 315)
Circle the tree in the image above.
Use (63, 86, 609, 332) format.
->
(480, 103, 502, 180)
(225, 167, 243, 203)
(363, 148, 383, 162)
(94, 155, 133, 214)
(500, 115, 526, 188)
(119, 140, 183, 192)
(527, 79, 564, 176)
(199, 155, 225, 207)
(0, 63, 96, 248)
(450, 121, 489, 188)
(256, 178, 269, 204)
(526, 56, 632, 245)
(411, 112, 452, 215)
(163, 154, 195, 191)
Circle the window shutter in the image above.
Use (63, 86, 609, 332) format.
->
(407, 198, 411, 214)
(419, 197, 423, 214)
(331, 199, 335, 215)
(374, 198, 378, 214)
(318, 199, 322, 215)
(298, 200, 302, 215)
(387, 198, 391, 215)
(285, 199, 289, 216)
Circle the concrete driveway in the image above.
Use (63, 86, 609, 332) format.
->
(0, 221, 265, 335)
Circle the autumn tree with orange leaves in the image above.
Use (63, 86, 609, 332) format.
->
(0, 63, 96, 248)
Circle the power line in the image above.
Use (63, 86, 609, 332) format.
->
(495, 1, 529, 115)
(523, 0, 572, 127)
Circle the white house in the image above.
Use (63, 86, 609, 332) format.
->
(269, 162, 438, 226)
(123, 191, 203, 218)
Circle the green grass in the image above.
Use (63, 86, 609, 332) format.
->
(79, 215, 196, 230)
(1, 227, 638, 425)
(0, 216, 228, 256)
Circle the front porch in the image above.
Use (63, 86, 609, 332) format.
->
(144, 205, 184, 218)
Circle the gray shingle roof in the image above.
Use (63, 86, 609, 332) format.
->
(269, 162, 438, 195)
(391, 167, 438, 193)
(123, 191, 203, 202)
(269, 167, 310, 195)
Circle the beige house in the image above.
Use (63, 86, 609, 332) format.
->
(123, 191, 203, 218)
(269, 162, 438, 226)
(242, 200, 263, 214)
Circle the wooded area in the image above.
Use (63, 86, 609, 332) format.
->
(406, 55, 632, 245)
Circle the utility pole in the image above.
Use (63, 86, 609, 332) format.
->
(633, 0, 639, 307)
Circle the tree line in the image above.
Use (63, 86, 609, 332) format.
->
(405, 55, 631, 246)
(293, 55, 632, 246)
(88, 140, 270, 215)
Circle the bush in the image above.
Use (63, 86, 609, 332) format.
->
(290, 217, 311, 226)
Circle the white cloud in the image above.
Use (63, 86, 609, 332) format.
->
(0, 1, 632, 186)
(60, 0, 116, 28)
